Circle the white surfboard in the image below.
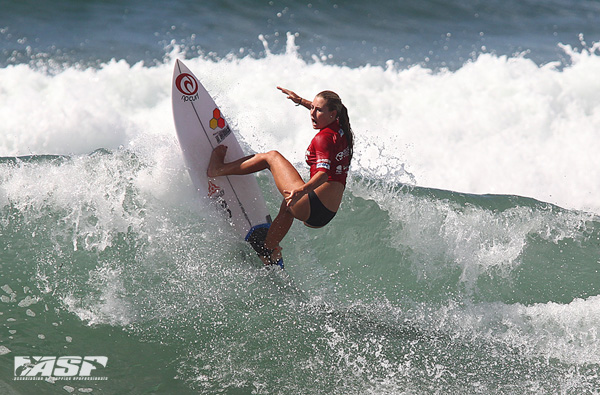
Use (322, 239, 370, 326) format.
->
(171, 59, 282, 267)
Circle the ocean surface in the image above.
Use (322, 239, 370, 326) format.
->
(1, 0, 600, 393)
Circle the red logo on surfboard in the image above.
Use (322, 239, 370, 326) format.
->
(208, 180, 232, 218)
(208, 180, 222, 197)
(175, 73, 198, 96)
(210, 109, 226, 129)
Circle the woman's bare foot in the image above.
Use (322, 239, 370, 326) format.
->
(207, 145, 228, 177)
(270, 245, 283, 264)
(259, 244, 282, 266)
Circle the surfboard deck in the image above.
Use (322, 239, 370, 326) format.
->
(171, 59, 283, 268)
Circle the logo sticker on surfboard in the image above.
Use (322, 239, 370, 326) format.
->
(210, 108, 232, 143)
(208, 181, 232, 218)
(210, 109, 226, 129)
(208, 180, 223, 197)
(175, 73, 198, 96)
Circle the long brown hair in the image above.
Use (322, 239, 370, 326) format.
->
(317, 90, 354, 161)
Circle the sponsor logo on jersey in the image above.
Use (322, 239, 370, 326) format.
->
(336, 147, 350, 161)
(316, 158, 331, 170)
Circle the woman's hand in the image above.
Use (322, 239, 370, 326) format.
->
(277, 86, 302, 105)
(285, 172, 328, 207)
(283, 187, 306, 207)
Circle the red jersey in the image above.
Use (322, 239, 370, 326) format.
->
(305, 120, 351, 186)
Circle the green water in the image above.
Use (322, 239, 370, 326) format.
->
(2, 151, 600, 394)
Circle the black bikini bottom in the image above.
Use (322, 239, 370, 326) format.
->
(305, 191, 337, 227)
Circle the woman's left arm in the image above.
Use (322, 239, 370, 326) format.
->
(283, 171, 328, 207)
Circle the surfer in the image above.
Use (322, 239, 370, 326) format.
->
(207, 87, 354, 265)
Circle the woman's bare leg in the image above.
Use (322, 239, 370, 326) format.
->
(207, 145, 265, 177)
(265, 200, 295, 250)
(208, 146, 310, 219)
(208, 146, 311, 260)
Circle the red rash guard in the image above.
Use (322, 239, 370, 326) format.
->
(305, 120, 351, 186)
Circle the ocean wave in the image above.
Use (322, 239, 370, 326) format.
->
(2, 146, 600, 392)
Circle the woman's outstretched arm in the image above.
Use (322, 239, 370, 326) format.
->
(277, 86, 311, 109)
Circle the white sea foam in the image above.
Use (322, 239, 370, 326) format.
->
(61, 264, 134, 326)
(1, 36, 599, 215)
(428, 294, 600, 365)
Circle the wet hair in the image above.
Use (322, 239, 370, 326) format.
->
(317, 90, 354, 162)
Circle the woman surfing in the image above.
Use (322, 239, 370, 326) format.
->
(207, 87, 354, 266)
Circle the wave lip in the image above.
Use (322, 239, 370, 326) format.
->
(2, 36, 600, 213)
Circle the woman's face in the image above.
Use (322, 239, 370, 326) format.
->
(310, 96, 337, 130)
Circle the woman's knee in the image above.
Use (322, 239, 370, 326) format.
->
(265, 150, 284, 160)
(258, 150, 284, 169)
